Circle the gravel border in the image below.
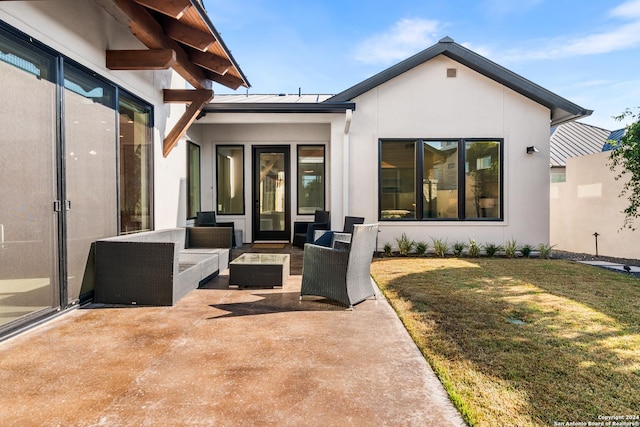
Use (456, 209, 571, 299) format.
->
(552, 250, 640, 278)
(552, 250, 640, 267)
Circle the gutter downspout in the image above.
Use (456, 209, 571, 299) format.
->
(343, 109, 352, 219)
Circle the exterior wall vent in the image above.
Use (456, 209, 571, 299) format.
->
(447, 68, 457, 78)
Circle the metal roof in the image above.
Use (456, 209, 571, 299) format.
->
(205, 93, 354, 113)
(327, 36, 592, 126)
(211, 94, 334, 103)
(549, 121, 610, 167)
(602, 128, 626, 151)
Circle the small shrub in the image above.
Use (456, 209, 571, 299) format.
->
(468, 239, 481, 257)
(452, 241, 466, 257)
(483, 242, 502, 257)
(383, 242, 392, 256)
(431, 237, 449, 257)
(520, 243, 534, 258)
(538, 243, 556, 259)
(396, 233, 416, 256)
(415, 241, 428, 256)
(504, 239, 518, 258)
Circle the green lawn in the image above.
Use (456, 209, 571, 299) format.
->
(370, 258, 640, 427)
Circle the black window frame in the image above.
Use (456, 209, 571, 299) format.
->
(186, 141, 201, 220)
(296, 144, 326, 215)
(117, 91, 154, 234)
(216, 144, 245, 215)
(378, 138, 504, 221)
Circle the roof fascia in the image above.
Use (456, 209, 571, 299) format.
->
(203, 102, 356, 114)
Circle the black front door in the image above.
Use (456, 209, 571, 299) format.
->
(252, 146, 290, 241)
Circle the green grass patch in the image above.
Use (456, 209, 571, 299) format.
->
(370, 258, 640, 427)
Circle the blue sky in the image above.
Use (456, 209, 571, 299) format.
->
(205, 0, 640, 130)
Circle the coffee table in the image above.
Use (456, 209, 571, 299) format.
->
(228, 253, 290, 288)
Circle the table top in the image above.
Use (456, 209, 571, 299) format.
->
(230, 253, 290, 265)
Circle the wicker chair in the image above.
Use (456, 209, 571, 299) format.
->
(195, 211, 216, 227)
(292, 210, 330, 248)
(195, 211, 237, 248)
(343, 216, 365, 233)
(300, 223, 378, 309)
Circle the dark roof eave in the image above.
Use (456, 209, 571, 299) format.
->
(202, 102, 356, 114)
(327, 38, 591, 125)
(549, 109, 594, 127)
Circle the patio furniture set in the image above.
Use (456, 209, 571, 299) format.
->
(94, 210, 379, 309)
(94, 227, 233, 306)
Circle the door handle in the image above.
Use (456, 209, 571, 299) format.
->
(53, 200, 71, 211)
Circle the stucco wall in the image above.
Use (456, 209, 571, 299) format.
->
(550, 151, 640, 259)
(0, 0, 187, 230)
(190, 121, 337, 242)
(348, 55, 551, 248)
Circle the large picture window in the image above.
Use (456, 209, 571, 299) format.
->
(379, 139, 502, 221)
(217, 145, 244, 214)
(297, 145, 325, 214)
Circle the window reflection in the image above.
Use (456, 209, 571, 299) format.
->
(119, 96, 153, 233)
(217, 146, 244, 214)
(423, 141, 458, 219)
(297, 146, 325, 214)
(464, 141, 500, 219)
(380, 141, 416, 219)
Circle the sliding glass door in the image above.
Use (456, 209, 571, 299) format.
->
(0, 23, 155, 337)
(63, 62, 118, 304)
(0, 30, 60, 329)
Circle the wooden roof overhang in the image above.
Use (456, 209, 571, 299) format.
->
(108, 0, 250, 156)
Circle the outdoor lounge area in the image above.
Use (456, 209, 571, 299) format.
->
(0, 245, 465, 426)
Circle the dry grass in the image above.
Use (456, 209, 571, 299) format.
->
(370, 258, 640, 427)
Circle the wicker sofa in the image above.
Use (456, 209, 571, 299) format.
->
(94, 227, 232, 306)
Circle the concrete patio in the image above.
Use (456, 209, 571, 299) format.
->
(0, 246, 465, 426)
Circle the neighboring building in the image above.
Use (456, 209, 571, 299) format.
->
(550, 150, 640, 260)
(550, 127, 639, 259)
(0, 0, 249, 338)
(602, 128, 626, 151)
(189, 37, 591, 250)
(549, 121, 610, 183)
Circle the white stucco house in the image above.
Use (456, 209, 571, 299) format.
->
(0, 0, 591, 339)
(190, 36, 592, 249)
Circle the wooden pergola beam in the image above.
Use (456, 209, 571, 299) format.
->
(164, 18, 217, 52)
(163, 88, 211, 103)
(133, 0, 192, 19)
(106, 49, 176, 70)
(115, 0, 211, 89)
(162, 89, 213, 157)
(207, 72, 245, 90)
(189, 50, 231, 75)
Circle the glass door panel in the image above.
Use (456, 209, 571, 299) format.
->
(253, 147, 290, 241)
(119, 96, 153, 234)
(0, 35, 59, 329)
(63, 63, 118, 303)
